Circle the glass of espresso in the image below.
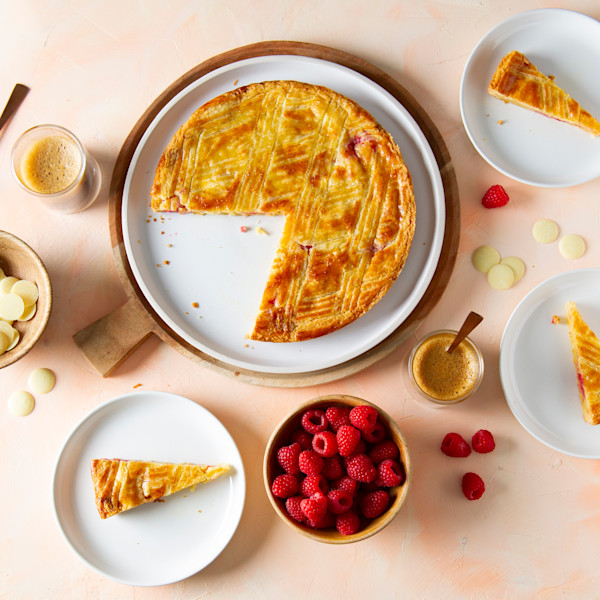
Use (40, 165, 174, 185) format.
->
(11, 124, 101, 213)
(408, 330, 484, 407)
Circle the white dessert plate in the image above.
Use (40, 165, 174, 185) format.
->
(460, 8, 600, 187)
(500, 269, 600, 458)
(52, 391, 245, 586)
(122, 54, 445, 374)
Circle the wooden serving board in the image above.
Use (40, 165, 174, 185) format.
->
(73, 41, 459, 387)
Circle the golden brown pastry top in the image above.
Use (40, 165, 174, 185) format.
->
(90, 458, 230, 518)
(150, 80, 416, 342)
(488, 50, 600, 136)
(566, 301, 600, 425)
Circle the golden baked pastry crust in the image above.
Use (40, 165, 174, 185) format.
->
(488, 50, 600, 136)
(90, 458, 230, 518)
(566, 301, 600, 425)
(151, 81, 416, 342)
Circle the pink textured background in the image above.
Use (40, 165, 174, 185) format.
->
(2, 1, 600, 598)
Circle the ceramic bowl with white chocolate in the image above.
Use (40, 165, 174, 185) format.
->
(263, 394, 411, 544)
(0, 231, 52, 368)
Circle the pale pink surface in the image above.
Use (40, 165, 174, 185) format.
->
(2, 1, 600, 598)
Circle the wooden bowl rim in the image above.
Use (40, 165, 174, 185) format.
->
(0, 231, 52, 368)
(263, 394, 411, 544)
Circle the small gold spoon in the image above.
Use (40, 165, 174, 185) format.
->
(0, 84, 29, 139)
(447, 311, 483, 354)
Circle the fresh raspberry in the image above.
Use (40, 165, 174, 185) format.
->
(325, 406, 352, 431)
(301, 409, 328, 434)
(336, 510, 361, 535)
(359, 490, 389, 519)
(349, 405, 378, 433)
(312, 430, 338, 457)
(441, 432, 471, 457)
(300, 474, 329, 497)
(462, 472, 485, 500)
(369, 440, 399, 464)
(307, 509, 335, 529)
(472, 429, 496, 453)
(346, 454, 376, 483)
(300, 491, 328, 522)
(374, 459, 405, 487)
(298, 450, 324, 475)
(326, 489, 354, 514)
(290, 429, 313, 451)
(277, 442, 301, 474)
(336, 425, 361, 457)
(481, 184, 509, 209)
(285, 495, 306, 523)
(271, 474, 300, 498)
(331, 475, 359, 497)
(362, 420, 386, 444)
(321, 455, 344, 480)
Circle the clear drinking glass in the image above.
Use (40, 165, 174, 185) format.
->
(11, 124, 101, 214)
(408, 329, 484, 407)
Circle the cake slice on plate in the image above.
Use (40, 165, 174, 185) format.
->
(488, 50, 600, 136)
(90, 458, 231, 518)
(566, 301, 600, 425)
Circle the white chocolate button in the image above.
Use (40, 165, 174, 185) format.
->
(488, 263, 515, 290)
(6, 328, 20, 351)
(500, 256, 525, 282)
(18, 303, 36, 322)
(8, 390, 35, 417)
(0, 267, 5, 280)
(559, 234, 586, 259)
(0, 276, 19, 294)
(11, 279, 38, 307)
(532, 219, 559, 244)
(0, 331, 9, 354)
(28, 368, 55, 394)
(0, 293, 25, 322)
(472, 245, 501, 273)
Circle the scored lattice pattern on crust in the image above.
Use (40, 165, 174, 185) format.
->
(151, 81, 416, 342)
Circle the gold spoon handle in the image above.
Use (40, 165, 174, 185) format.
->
(0, 84, 29, 138)
(447, 311, 483, 354)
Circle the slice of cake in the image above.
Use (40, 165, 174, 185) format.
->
(488, 50, 600, 136)
(90, 458, 230, 518)
(566, 301, 600, 425)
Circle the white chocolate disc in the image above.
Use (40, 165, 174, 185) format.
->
(0, 293, 25, 322)
(0, 267, 5, 280)
(0, 331, 9, 354)
(28, 368, 56, 394)
(7, 328, 20, 351)
(500, 256, 525, 282)
(18, 303, 36, 322)
(559, 234, 586, 259)
(0, 276, 19, 294)
(488, 263, 515, 290)
(11, 279, 38, 307)
(532, 219, 559, 244)
(472, 245, 501, 273)
(8, 390, 35, 417)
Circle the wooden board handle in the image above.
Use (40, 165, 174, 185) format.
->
(73, 298, 155, 377)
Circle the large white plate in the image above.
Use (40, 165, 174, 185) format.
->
(52, 391, 245, 586)
(122, 55, 445, 374)
(500, 269, 600, 458)
(460, 9, 600, 187)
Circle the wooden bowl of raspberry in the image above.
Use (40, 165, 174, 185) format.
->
(263, 394, 410, 543)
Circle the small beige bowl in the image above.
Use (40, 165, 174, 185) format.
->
(263, 394, 411, 544)
(0, 231, 52, 368)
